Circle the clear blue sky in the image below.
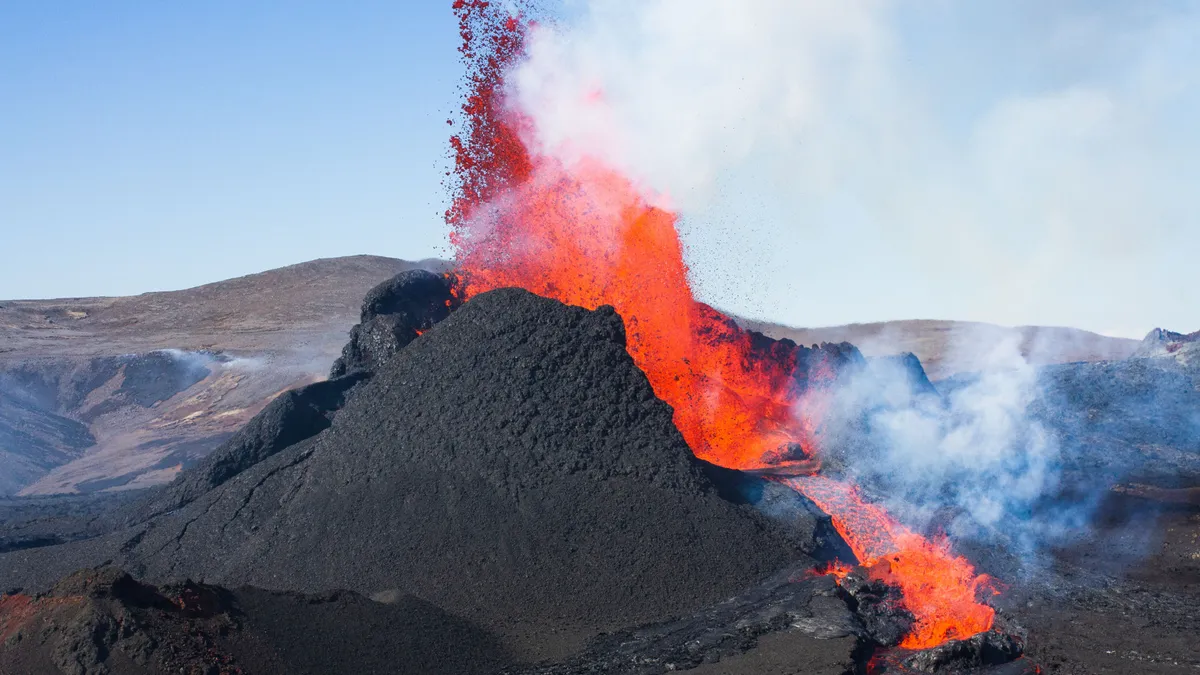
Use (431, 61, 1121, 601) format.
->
(1, 2, 1196, 336)
(1, 1, 460, 299)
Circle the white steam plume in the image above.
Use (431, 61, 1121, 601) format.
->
(504, 1, 1196, 560)
(823, 331, 1078, 563)
(509, 0, 1200, 334)
(513, 0, 887, 207)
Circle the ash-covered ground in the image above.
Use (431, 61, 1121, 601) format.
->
(0, 270, 1195, 674)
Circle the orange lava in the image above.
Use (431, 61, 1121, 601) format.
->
(454, 157, 813, 470)
(814, 560, 855, 581)
(786, 475, 998, 649)
(446, 0, 995, 649)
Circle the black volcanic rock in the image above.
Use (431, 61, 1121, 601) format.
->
(527, 564, 863, 674)
(1022, 357, 1200, 490)
(329, 269, 460, 378)
(0, 566, 509, 675)
(902, 630, 1024, 673)
(873, 352, 939, 397)
(837, 566, 914, 647)
(0, 288, 807, 660)
(138, 372, 369, 518)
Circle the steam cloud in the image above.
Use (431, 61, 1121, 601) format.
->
(820, 333, 1078, 567)
(509, 0, 1200, 334)
(497, 1, 1200, 565)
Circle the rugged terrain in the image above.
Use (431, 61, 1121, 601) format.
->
(0, 275, 879, 674)
(0, 566, 510, 675)
(0, 285, 825, 661)
(0, 255, 441, 495)
(0, 261, 1195, 674)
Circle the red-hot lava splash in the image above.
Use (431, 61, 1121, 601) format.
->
(788, 476, 997, 648)
(446, 0, 994, 650)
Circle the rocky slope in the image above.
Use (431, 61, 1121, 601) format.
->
(0, 255, 444, 360)
(0, 255, 441, 495)
(0, 284, 823, 663)
(0, 392, 94, 495)
(1135, 327, 1200, 365)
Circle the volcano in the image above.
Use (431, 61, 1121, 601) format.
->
(1, 262, 1195, 672)
(443, 0, 1008, 656)
(2, 2, 1197, 673)
(0, 280, 842, 662)
(0, 269, 1046, 674)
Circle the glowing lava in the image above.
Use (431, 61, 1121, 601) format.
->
(446, 0, 995, 649)
(786, 476, 998, 648)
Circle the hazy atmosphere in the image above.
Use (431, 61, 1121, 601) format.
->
(2, 1, 1197, 336)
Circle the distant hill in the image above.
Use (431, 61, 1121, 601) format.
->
(0, 255, 442, 495)
(1135, 327, 1200, 366)
(0, 255, 445, 360)
(737, 318, 1139, 381)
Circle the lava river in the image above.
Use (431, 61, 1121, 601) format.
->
(446, 0, 996, 649)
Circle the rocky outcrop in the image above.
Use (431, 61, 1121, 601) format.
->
(1134, 327, 1200, 364)
(329, 269, 461, 378)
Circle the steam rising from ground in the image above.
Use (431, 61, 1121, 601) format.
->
(511, 0, 1200, 334)
(823, 334, 1075, 566)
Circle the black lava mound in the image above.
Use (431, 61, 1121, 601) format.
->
(330, 268, 460, 377)
(1, 287, 805, 661)
(0, 566, 508, 675)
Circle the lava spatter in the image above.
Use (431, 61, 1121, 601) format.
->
(445, 0, 997, 649)
(786, 475, 998, 649)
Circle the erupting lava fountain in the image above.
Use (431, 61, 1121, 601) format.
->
(445, 0, 996, 649)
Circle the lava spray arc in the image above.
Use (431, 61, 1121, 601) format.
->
(445, 1, 995, 649)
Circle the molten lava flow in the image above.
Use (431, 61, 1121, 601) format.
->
(454, 156, 815, 469)
(447, 2, 812, 471)
(445, 0, 995, 649)
(786, 475, 998, 649)
(814, 560, 855, 581)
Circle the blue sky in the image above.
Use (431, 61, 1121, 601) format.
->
(1, 2, 1196, 337)
(1, 2, 460, 299)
